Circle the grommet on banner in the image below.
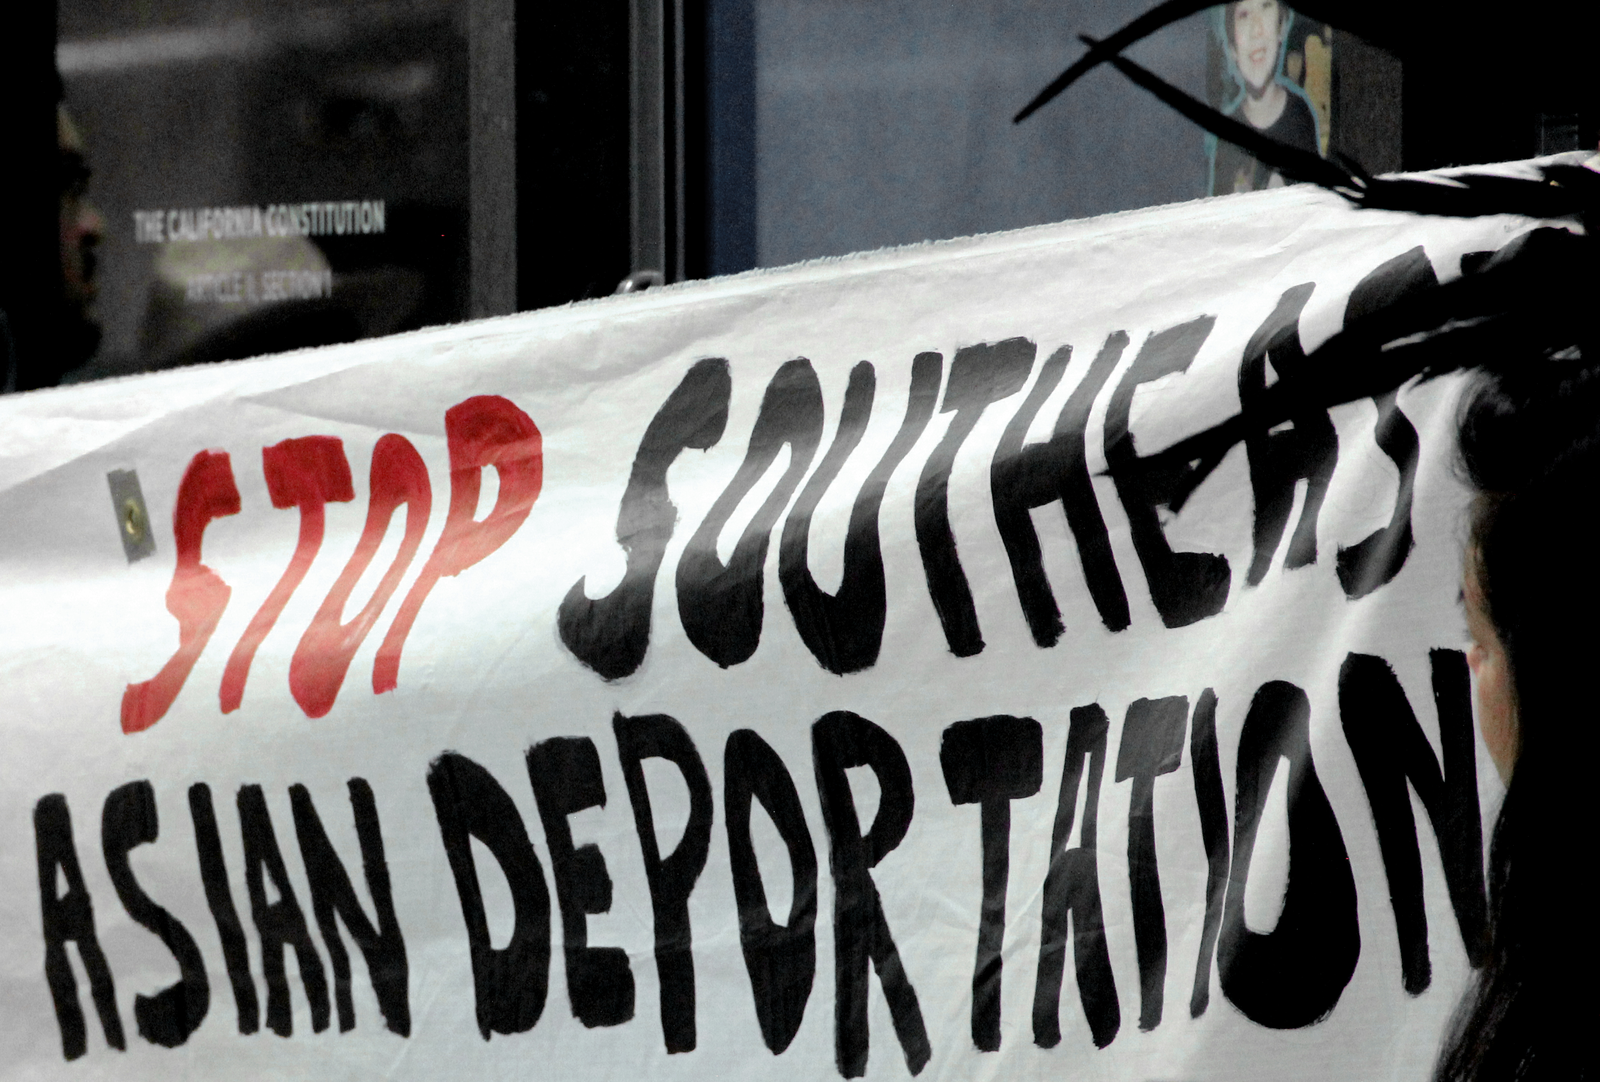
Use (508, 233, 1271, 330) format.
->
(107, 469, 156, 563)
(615, 270, 664, 294)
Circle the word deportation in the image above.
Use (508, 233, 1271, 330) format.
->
(38, 658, 1486, 1074)
(133, 200, 387, 244)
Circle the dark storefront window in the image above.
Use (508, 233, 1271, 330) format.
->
(59, 0, 472, 381)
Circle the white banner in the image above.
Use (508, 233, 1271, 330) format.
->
(0, 180, 1536, 1080)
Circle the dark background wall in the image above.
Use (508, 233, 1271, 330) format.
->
(748, 0, 1210, 268)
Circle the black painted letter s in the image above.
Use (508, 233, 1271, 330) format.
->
(560, 358, 732, 679)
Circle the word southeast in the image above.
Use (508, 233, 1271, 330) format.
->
(561, 248, 1439, 682)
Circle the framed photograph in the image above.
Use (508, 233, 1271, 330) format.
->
(1205, 0, 1333, 195)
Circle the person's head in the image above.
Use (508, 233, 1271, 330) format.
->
(1456, 356, 1600, 781)
(1440, 351, 1600, 1080)
(1225, 0, 1290, 96)
(57, 103, 104, 371)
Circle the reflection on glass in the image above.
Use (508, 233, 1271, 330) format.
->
(58, 0, 467, 381)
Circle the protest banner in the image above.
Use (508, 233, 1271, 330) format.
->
(0, 175, 1546, 1080)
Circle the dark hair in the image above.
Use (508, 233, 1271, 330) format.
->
(1438, 353, 1600, 1081)
(1223, 0, 1290, 40)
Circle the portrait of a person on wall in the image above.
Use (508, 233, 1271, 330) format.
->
(1206, 0, 1332, 195)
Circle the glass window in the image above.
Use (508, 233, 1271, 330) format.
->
(59, 0, 470, 381)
